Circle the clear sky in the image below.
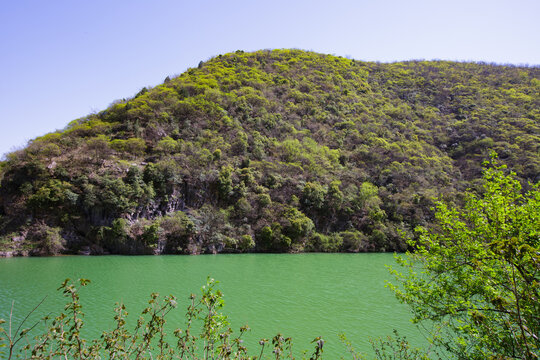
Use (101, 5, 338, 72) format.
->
(1, 0, 539, 158)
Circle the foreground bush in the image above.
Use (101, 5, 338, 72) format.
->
(389, 157, 540, 359)
(0, 278, 325, 360)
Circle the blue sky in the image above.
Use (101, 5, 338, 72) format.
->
(1, 0, 539, 158)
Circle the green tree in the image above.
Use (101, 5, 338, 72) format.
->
(238, 234, 255, 251)
(325, 180, 343, 211)
(155, 136, 178, 154)
(217, 165, 234, 202)
(26, 222, 65, 255)
(300, 182, 326, 211)
(110, 138, 146, 157)
(28, 179, 73, 212)
(159, 211, 195, 254)
(124, 138, 146, 156)
(389, 159, 540, 359)
(281, 207, 314, 245)
(86, 135, 111, 162)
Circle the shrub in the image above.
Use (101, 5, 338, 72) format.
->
(234, 197, 252, 218)
(26, 222, 65, 255)
(306, 232, 343, 252)
(238, 234, 255, 251)
(155, 136, 178, 154)
(27, 179, 73, 212)
(257, 193, 272, 207)
(281, 207, 314, 244)
(389, 158, 540, 359)
(217, 165, 234, 202)
(340, 230, 367, 252)
(0, 278, 325, 360)
(110, 138, 146, 156)
(159, 212, 195, 254)
(300, 182, 326, 211)
(256, 224, 290, 251)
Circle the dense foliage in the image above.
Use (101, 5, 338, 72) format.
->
(0, 49, 538, 255)
(389, 159, 540, 359)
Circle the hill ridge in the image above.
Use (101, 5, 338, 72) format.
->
(0, 49, 538, 255)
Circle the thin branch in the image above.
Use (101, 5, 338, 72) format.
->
(14, 296, 47, 342)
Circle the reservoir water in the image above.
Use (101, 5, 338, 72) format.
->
(0, 253, 424, 357)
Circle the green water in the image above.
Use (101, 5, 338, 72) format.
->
(0, 253, 424, 357)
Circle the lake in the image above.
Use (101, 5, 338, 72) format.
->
(0, 253, 424, 357)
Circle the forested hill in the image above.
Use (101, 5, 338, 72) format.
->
(1, 49, 538, 256)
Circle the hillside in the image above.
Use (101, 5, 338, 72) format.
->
(0, 49, 538, 256)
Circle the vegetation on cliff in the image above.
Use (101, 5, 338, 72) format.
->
(0, 49, 538, 255)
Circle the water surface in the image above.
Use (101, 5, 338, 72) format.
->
(0, 253, 424, 357)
